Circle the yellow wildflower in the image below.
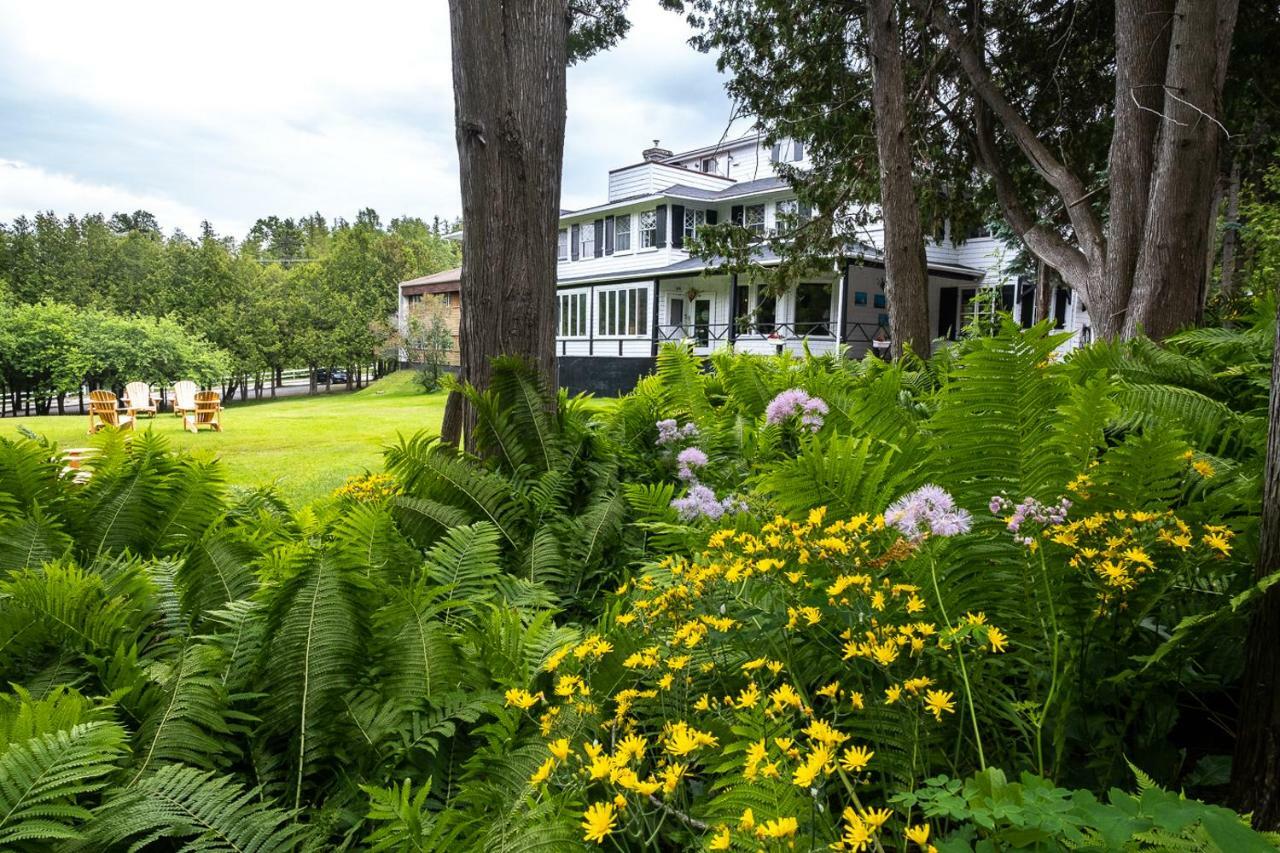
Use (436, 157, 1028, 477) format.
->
(581, 802, 617, 844)
(1192, 459, 1216, 478)
(840, 744, 874, 772)
(709, 825, 731, 850)
(738, 808, 755, 831)
(504, 688, 542, 710)
(548, 738, 571, 761)
(756, 816, 798, 839)
(924, 689, 956, 721)
(529, 756, 555, 785)
(987, 626, 1009, 653)
(661, 762, 686, 793)
(906, 823, 931, 847)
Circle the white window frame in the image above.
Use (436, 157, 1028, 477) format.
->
(557, 228, 569, 261)
(595, 283, 651, 338)
(614, 213, 632, 253)
(744, 204, 765, 236)
(700, 156, 718, 174)
(558, 290, 589, 339)
(683, 208, 706, 243)
(579, 224, 595, 259)
(639, 210, 658, 249)
(775, 199, 799, 220)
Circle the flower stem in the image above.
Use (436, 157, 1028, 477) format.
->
(929, 555, 987, 770)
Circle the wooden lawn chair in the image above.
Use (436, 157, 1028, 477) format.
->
(87, 390, 135, 435)
(172, 380, 198, 417)
(185, 390, 223, 433)
(124, 381, 157, 417)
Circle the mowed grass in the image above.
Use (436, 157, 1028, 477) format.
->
(3, 371, 446, 506)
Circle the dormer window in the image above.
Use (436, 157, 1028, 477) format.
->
(639, 210, 658, 249)
(683, 208, 706, 242)
(700, 156, 718, 174)
(770, 139, 805, 163)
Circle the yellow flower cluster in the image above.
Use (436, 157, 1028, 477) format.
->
(519, 507, 1010, 847)
(1042, 509, 1235, 611)
(332, 471, 399, 503)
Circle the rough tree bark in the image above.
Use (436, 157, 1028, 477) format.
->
(1231, 297, 1280, 829)
(442, 0, 567, 447)
(1126, 0, 1240, 338)
(866, 0, 931, 360)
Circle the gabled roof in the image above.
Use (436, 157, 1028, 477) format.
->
(399, 267, 461, 289)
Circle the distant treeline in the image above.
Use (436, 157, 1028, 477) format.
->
(0, 208, 461, 412)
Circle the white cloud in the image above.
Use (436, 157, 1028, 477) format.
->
(0, 1, 736, 236)
(0, 159, 227, 235)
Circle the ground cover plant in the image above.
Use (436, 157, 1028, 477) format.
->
(0, 322, 1274, 851)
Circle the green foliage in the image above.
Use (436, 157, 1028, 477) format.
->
(0, 321, 1269, 849)
(892, 766, 1278, 852)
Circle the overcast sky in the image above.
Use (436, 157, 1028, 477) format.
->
(0, 1, 742, 239)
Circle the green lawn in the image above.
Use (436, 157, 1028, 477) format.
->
(3, 371, 447, 506)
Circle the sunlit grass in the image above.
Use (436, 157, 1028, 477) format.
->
(4, 371, 446, 506)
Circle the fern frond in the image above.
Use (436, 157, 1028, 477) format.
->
(0, 719, 126, 846)
(83, 763, 306, 852)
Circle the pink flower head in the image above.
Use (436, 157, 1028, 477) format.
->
(765, 388, 828, 432)
(886, 485, 972, 542)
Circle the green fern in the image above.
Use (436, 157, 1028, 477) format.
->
(83, 763, 307, 852)
(0, 719, 126, 846)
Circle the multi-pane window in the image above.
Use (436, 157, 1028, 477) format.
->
(700, 156, 718, 174)
(744, 204, 765, 236)
(794, 282, 832, 336)
(683, 208, 706, 242)
(557, 228, 569, 260)
(596, 286, 649, 336)
(558, 291, 588, 338)
(639, 210, 657, 248)
(579, 224, 595, 258)
(405, 293, 423, 307)
(614, 214, 632, 252)
(775, 199, 799, 220)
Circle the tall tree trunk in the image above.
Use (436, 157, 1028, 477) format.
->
(867, 0, 930, 360)
(1231, 297, 1280, 829)
(1102, 0, 1173, 338)
(1218, 147, 1244, 313)
(1033, 261, 1054, 323)
(1125, 0, 1239, 338)
(444, 0, 566, 447)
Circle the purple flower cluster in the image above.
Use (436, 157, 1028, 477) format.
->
(671, 483, 746, 522)
(764, 388, 829, 432)
(676, 446, 708, 481)
(885, 484, 972, 542)
(989, 494, 1071, 545)
(656, 418, 700, 446)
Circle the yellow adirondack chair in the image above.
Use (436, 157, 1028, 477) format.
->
(172, 380, 198, 417)
(185, 390, 223, 433)
(87, 390, 135, 435)
(123, 382, 157, 417)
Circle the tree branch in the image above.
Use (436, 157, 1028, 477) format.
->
(909, 0, 1106, 266)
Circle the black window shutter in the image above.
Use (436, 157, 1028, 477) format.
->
(731, 205, 744, 225)
(656, 204, 667, 248)
(706, 209, 718, 225)
(571, 224, 580, 261)
(793, 140, 804, 161)
(938, 286, 958, 339)
(593, 219, 604, 258)
(1053, 287, 1069, 329)
(770, 143, 781, 163)
(605, 216, 615, 255)
(670, 204, 685, 249)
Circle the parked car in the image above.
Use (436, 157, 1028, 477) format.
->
(314, 368, 349, 384)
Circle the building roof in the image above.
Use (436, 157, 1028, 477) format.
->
(399, 267, 461, 293)
(556, 247, 984, 287)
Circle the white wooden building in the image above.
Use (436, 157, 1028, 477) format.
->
(555, 134, 1090, 393)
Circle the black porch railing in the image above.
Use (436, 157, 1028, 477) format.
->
(654, 320, 890, 353)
